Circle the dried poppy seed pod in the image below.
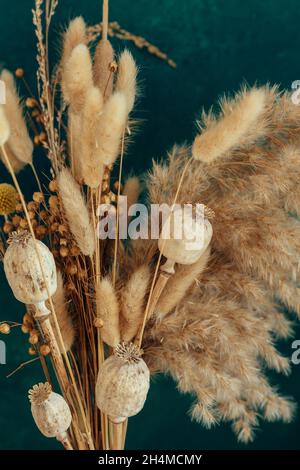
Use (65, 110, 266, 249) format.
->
(3, 230, 57, 319)
(158, 207, 213, 274)
(28, 383, 72, 445)
(96, 342, 150, 423)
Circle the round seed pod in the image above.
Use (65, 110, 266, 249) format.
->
(96, 342, 150, 423)
(28, 382, 72, 442)
(3, 230, 57, 317)
(158, 207, 213, 273)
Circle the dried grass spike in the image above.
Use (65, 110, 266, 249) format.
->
(93, 39, 115, 99)
(50, 271, 75, 352)
(192, 87, 267, 162)
(121, 265, 151, 342)
(61, 44, 93, 111)
(96, 277, 120, 347)
(95, 92, 127, 166)
(116, 49, 138, 115)
(0, 106, 10, 146)
(61, 17, 87, 71)
(0, 70, 33, 164)
(57, 168, 95, 257)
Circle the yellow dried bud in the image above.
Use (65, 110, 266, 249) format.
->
(3, 222, 13, 234)
(15, 68, 24, 78)
(28, 347, 37, 355)
(21, 324, 30, 334)
(26, 97, 38, 108)
(0, 183, 17, 216)
(60, 246, 69, 258)
(33, 192, 44, 203)
(40, 344, 51, 356)
(49, 180, 58, 192)
(49, 196, 58, 208)
(19, 219, 28, 229)
(70, 245, 80, 256)
(66, 264, 77, 275)
(0, 323, 10, 334)
(29, 334, 39, 345)
(27, 201, 38, 211)
(12, 215, 21, 226)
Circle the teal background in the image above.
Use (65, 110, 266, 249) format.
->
(0, 0, 300, 449)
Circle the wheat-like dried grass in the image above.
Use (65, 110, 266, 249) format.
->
(93, 39, 115, 99)
(116, 50, 138, 115)
(0, 70, 33, 164)
(96, 277, 120, 347)
(61, 16, 87, 71)
(57, 168, 95, 257)
(80, 86, 104, 188)
(94, 92, 127, 166)
(192, 87, 267, 163)
(61, 44, 93, 111)
(50, 271, 75, 352)
(120, 265, 151, 342)
(0, 106, 10, 146)
(156, 248, 211, 320)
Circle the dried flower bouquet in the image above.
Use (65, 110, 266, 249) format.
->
(0, 0, 300, 450)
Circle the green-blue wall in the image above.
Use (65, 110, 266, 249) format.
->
(0, 0, 299, 449)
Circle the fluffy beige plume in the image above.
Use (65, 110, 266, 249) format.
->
(0, 70, 33, 164)
(80, 86, 104, 188)
(192, 87, 267, 162)
(94, 92, 127, 166)
(57, 168, 95, 257)
(93, 39, 115, 99)
(116, 50, 138, 115)
(120, 265, 151, 342)
(0, 144, 25, 173)
(61, 44, 93, 111)
(123, 176, 141, 209)
(96, 278, 120, 347)
(50, 271, 75, 352)
(0, 106, 10, 146)
(61, 16, 87, 71)
(155, 248, 211, 320)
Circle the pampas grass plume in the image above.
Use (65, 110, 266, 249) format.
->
(121, 265, 151, 342)
(95, 92, 127, 166)
(192, 87, 267, 162)
(93, 39, 114, 99)
(51, 271, 75, 352)
(96, 278, 120, 347)
(57, 168, 95, 257)
(62, 44, 93, 111)
(116, 50, 138, 115)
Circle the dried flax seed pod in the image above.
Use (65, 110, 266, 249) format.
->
(95, 342, 150, 423)
(28, 382, 72, 448)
